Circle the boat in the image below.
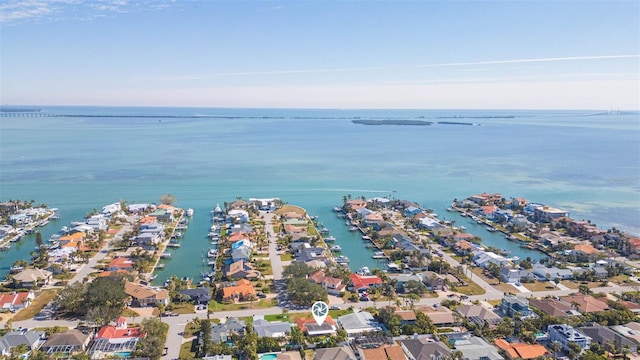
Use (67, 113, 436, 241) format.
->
(446, 207, 454, 212)
(207, 249, 217, 258)
(70, 221, 84, 226)
(319, 227, 329, 234)
(362, 235, 371, 241)
(330, 245, 342, 252)
(172, 232, 183, 238)
(9, 266, 24, 273)
(186, 208, 194, 216)
(458, 226, 466, 230)
(335, 255, 350, 263)
(487, 227, 496, 232)
(372, 251, 387, 259)
(60, 226, 69, 233)
(365, 244, 376, 249)
(39, 220, 49, 227)
(323, 236, 336, 242)
(349, 226, 358, 231)
(357, 267, 371, 275)
(161, 252, 172, 259)
(170, 238, 179, 244)
(0, 245, 10, 251)
(166, 243, 180, 248)
(49, 234, 61, 242)
(333, 206, 343, 212)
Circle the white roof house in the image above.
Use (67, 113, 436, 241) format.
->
(337, 311, 383, 335)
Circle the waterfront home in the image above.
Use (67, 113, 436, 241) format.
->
(500, 266, 535, 284)
(473, 251, 510, 268)
(231, 243, 252, 262)
(0, 329, 45, 357)
(295, 247, 326, 263)
(579, 323, 638, 352)
(0, 291, 35, 312)
(90, 317, 143, 357)
(124, 280, 170, 307)
(249, 198, 278, 211)
(477, 205, 498, 219)
(148, 209, 173, 222)
(314, 345, 357, 360)
(337, 311, 383, 335)
(451, 334, 504, 360)
(528, 298, 581, 317)
(228, 199, 251, 210)
(228, 231, 251, 243)
(136, 232, 161, 247)
(220, 279, 256, 302)
(499, 294, 534, 318)
(86, 215, 109, 231)
(494, 339, 547, 360)
(226, 209, 249, 223)
(283, 218, 308, 227)
(345, 199, 367, 211)
(127, 203, 152, 214)
(453, 232, 475, 243)
(364, 212, 385, 230)
(508, 215, 533, 231)
(534, 205, 569, 222)
(399, 338, 451, 360)
(418, 216, 441, 229)
(210, 318, 245, 342)
(349, 273, 383, 292)
(253, 316, 292, 338)
(561, 294, 609, 313)
(360, 345, 407, 360)
(40, 329, 92, 356)
(572, 243, 600, 259)
(101, 202, 121, 216)
(309, 270, 346, 295)
(548, 324, 591, 352)
(179, 287, 211, 305)
(12, 268, 52, 288)
(296, 316, 337, 336)
(108, 257, 135, 271)
(225, 260, 260, 280)
(229, 223, 253, 234)
(456, 304, 501, 326)
(468, 193, 502, 206)
(140, 222, 165, 234)
(356, 207, 374, 217)
(418, 306, 457, 327)
(404, 206, 421, 217)
(531, 263, 574, 281)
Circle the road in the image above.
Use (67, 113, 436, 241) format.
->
(264, 212, 283, 281)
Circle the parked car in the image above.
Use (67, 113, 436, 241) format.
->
(330, 305, 340, 310)
(257, 293, 267, 298)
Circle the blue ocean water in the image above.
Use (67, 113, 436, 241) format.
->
(1, 107, 638, 282)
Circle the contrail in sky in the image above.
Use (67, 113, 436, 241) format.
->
(161, 54, 639, 80)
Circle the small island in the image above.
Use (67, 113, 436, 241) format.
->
(352, 119, 433, 126)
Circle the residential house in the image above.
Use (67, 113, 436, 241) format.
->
(349, 273, 383, 292)
(361, 345, 407, 360)
(394, 274, 424, 293)
(0, 291, 35, 312)
(561, 294, 609, 313)
(451, 334, 504, 360)
(364, 212, 385, 230)
(494, 339, 547, 360)
(0, 329, 45, 357)
(404, 206, 422, 217)
(136, 232, 161, 247)
(418, 306, 457, 327)
(296, 316, 337, 336)
(226, 209, 249, 223)
(124, 280, 170, 307)
(86, 215, 109, 231)
(499, 294, 534, 317)
(179, 287, 211, 305)
(90, 317, 143, 358)
(228, 199, 251, 210)
(309, 271, 346, 295)
(468, 193, 502, 206)
(534, 206, 569, 222)
(108, 257, 134, 271)
(508, 215, 533, 231)
(456, 304, 501, 326)
(295, 247, 326, 263)
(548, 324, 591, 351)
(473, 251, 510, 268)
(477, 205, 498, 219)
(314, 345, 357, 360)
(229, 223, 253, 234)
(529, 298, 581, 318)
(573, 243, 600, 259)
(225, 260, 260, 279)
(399, 338, 451, 360)
(611, 322, 640, 345)
(148, 209, 173, 222)
(418, 216, 441, 229)
(249, 198, 278, 211)
(127, 203, 151, 214)
(531, 263, 574, 281)
(420, 271, 445, 291)
(220, 279, 256, 302)
(500, 267, 534, 284)
(453, 233, 476, 243)
(40, 329, 92, 356)
(231, 243, 252, 262)
(579, 323, 638, 353)
(12, 268, 51, 288)
(228, 231, 251, 243)
(337, 311, 384, 335)
(396, 310, 417, 326)
(253, 316, 292, 338)
(210, 318, 245, 343)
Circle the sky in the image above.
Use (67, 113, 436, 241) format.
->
(0, 0, 639, 109)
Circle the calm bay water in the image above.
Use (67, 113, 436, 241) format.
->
(1, 107, 638, 282)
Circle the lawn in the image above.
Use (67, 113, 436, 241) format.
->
(494, 283, 518, 294)
(522, 281, 557, 292)
(610, 274, 631, 285)
(180, 340, 197, 359)
(560, 280, 604, 289)
(255, 260, 273, 276)
(208, 298, 277, 311)
(275, 205, 306, 215)
(280, 253, 294, 261)
(455, 281, 486, 296)
(13, 289, 58, 321)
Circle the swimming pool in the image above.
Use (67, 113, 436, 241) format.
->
(259, 354, 278, 360)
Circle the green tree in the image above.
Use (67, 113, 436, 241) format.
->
(199, 319, 212, 356)
(287, 277, 327, 306)
(85, 275, 128, 325)
(160, 194, 177, 205)
(55, 281, 87, 316)
(133, 317, 169, 360)
(282, 262, 316, 278)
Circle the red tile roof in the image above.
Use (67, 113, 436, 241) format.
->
(349, 273, 382, 289)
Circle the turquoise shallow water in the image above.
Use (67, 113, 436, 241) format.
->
(1, 107, 638, 282)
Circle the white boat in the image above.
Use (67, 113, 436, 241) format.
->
(447, 207, 454, 212)
(357, 267, 371, 275)
(372, 251, 387, 259)
(60, 226, 69, 233)
(187, 208, 194, 216)
(333, 206, 343, 212)
(161, 252, 172, 259)
(49, 234, 61, 242)
(319, 227, 329, 234)
(324, 236, 336, 242)
(330, 245, 342, 252)
(207, 249, 217, 258)
(70, 221, 84, 226)
(336, 255, 350, 263)
(349, 226, 358, 231)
